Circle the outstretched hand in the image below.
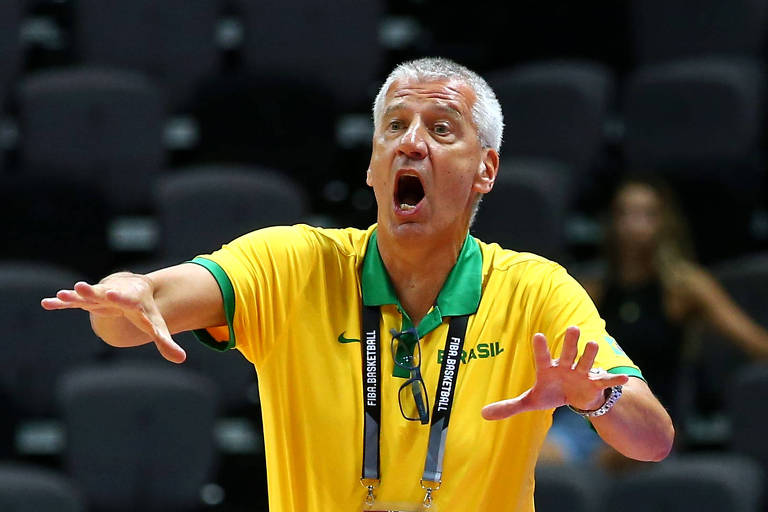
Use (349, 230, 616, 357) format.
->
(482, 326, 628, 420)
(41, 274, 186, 364)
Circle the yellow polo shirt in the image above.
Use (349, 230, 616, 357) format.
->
(191, 224, 642, 512)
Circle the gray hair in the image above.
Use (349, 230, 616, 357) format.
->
(372, 57, 504, 152)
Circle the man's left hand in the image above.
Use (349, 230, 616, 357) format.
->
(481, 326, 628, 420)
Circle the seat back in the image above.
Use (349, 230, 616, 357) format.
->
(472, 159, 571, 260)
(155, 165, 308, 261)
(74, 0, 220, 109)
(59, 364, 218, 511)
(18, 68, 165, 214)
(0, 262, 102, 417)
(488, 61, 614, 173)
(0, 464, 85, 512)
(605, 454, 763, 512)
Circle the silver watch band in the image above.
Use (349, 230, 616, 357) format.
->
(568, 385, 623, 418)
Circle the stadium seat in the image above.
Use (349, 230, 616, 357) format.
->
(154, 165, 309, 262)
(105, 330, 259, 416)
(18, 68, 165, 214)
(234, 0, 384, 110)
(0, 262, 103, 418)
(192, 75, 339, 183)
(630, 0, 768, 63)
(59, 364, 218, 511)
(623, 58, 765, 262)
(605, 454, 763, 512)
(487, 61, 614, 174)
(534, 463, 603, 512)
(624, 59, 762, 171)
(471, 159, 572, 260)
(683, 253, 768, 422)
(73, 0, 220, 110)
(0, 463, 85, 512)
(730, 363, 768, 488)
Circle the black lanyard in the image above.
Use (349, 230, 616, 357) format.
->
(360, 305, 469, 507)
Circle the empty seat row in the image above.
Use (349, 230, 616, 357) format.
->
(536, 454, 764, 512)
(0, 261, 260, 420)
(1, 0, 385, 111)
(5, 56, 764, 192)
(1, 364, 221, 511)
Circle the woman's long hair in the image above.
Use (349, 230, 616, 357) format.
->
(605, 176, 697, 289)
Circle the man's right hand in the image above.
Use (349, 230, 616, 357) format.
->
(41, 272, 187, 363)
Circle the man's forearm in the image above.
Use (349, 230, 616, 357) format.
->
(590, 378, 674, 461)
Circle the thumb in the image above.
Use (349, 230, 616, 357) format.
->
(139, 303, 187, 364)
(482, 390, 532, 421)
(154, 337, 187, 364)
(148, 319, 186, 364)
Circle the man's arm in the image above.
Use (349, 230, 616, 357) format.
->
(482, 327, 674, 462)
(41, 263, 225, 363)
(589, 376, 673, 461)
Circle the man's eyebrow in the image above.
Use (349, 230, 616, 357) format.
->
(431, 103, 463, 118)
(383, 103, 407, 118)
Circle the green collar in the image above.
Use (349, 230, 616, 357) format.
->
(361, 228, 482, 327)
(362, 228, 482, 378)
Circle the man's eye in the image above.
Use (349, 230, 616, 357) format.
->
(433, 123, 450, 135)
(388, 120, 403, 131)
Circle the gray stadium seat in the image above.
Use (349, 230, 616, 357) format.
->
(105, 330, 259, 416)
(74, 0, 220, 109)
(59, 364, 218, 511)
(684, 253, 768, 421)
(630, 0, 768, 63)
(471, 159, 571, 260)
(155, 165, 308, 261)
(534, 464, 603, 512)
(623, 59, 764, 262)
(235, 0, 384, 109)
(0, 463, 85, 512)
(605, 454, 763, 512)
(487, 61, 614, 174)
(0, 262, 102, 417)
(730, 363, 768, 486)
(18, 68, 165, 214)
(624, 59, 763, 172)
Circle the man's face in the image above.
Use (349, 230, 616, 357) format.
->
(367, 78, 498, 241)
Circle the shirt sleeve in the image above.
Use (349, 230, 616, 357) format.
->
(535, 263, 644, 380)
(188, 224, 319, 366)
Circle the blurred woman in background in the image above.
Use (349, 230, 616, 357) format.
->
(583, 177, 768, 417)
(541, 177, 768, 465)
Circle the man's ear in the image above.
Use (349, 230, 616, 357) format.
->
(366, 168, 372, 187)
(474, 148, 499, 194)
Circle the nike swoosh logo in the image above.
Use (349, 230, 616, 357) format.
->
(338, 332, 360, 344)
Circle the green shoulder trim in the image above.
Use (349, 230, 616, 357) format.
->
(188, 257, 236, 352)
(608, 366, 645, 382)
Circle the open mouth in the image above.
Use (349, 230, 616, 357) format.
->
(395, 174, 425, 211)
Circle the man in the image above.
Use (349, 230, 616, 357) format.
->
(43, 58, 673, 511)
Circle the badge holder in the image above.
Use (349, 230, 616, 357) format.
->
(420, 479, 441, 509)
(361, 478, 380, 509)
(360, 479, 442, 512)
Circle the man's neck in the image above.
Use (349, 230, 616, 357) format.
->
(376, 228, 466, 326)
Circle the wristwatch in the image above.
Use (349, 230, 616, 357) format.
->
(568, 385, 623, 418)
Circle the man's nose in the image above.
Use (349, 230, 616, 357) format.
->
(397, 120, 428, 160)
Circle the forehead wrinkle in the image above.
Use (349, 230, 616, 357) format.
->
(383, 100, 464, 120)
